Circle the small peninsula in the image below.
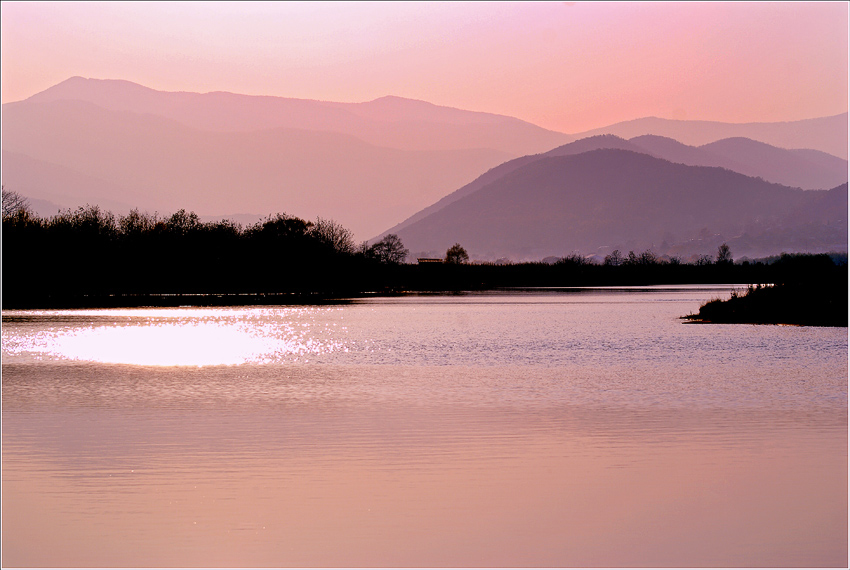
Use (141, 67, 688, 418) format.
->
(684, 254, 847, 327)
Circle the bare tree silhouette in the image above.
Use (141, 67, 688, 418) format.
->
(2, 187, 31, 219)
(312, 217, 355, 254)
(716, 243, 733, 265)
(370, 234, 409, 264)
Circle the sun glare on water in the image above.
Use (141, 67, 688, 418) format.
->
(51, 322, 281, 366)
(3, 308, 346, 367)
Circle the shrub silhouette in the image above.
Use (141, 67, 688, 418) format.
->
(445, 243, 469, 264)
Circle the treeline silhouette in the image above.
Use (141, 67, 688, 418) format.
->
(2, 204, 846, 309)
(2, 206, 401, 307)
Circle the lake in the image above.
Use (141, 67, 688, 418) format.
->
(2, 287, 847, 567)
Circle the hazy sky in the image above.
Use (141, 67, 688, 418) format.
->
(2, 2, 847, 133)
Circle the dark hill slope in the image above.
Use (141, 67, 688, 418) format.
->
(394, 149, 845, 260)
(382, 133, 847, 241)
(378, 134, 644, 239)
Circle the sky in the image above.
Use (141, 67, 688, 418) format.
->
(1, 1, 848, 134)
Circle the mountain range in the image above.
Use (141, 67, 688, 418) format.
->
(390, 149, 847, 261)
(2, 77, 847, 255)
(381, 133, 848, 242)
(2, 77, 568, 238)
(570, 114, 849, 160)
(22, 77, 571, 155)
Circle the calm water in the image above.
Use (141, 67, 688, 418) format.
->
(2, 287, 847, 567)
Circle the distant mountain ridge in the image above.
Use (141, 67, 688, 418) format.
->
(560, 134, 847, 190)
(696, 137, 847, 189)
(3, 77, 846, 244)
(2, 77, 576, 238)
(390, 148, 847, 261)
(2, 98, 517, 238)
(571, 114, 848, 159)
(23, 77, 570, 155)
(380, 134, 847, 240)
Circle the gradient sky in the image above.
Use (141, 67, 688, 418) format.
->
(2, 2, 847, 133)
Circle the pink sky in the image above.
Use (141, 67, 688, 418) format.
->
(2, 2, 847, 133)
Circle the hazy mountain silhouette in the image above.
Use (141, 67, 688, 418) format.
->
(569, 114, 848, 159)
(695, 138, 848, 189)
(392, 149, 847, 260)
(24, 77, 570, 155)
(543, 134, 848, 192)
(380, 133, 846, 240)
(2, 77, 578, 238)
(2, 98, 518, 238)
(6, 77, 845, 242)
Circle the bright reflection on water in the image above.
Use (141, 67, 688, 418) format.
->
(2, 289, 847, 567)
(2, 307, 347, 366)
(53, 323, 274, 366)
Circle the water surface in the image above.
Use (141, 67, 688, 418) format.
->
(3, 288, 846, 567)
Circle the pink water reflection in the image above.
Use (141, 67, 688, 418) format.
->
(3, 401, 846, 567)
(3, 295, 846, 566)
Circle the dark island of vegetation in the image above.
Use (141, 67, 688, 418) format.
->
(683, 253, 848, 327)
(2, 193, 847, 326)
